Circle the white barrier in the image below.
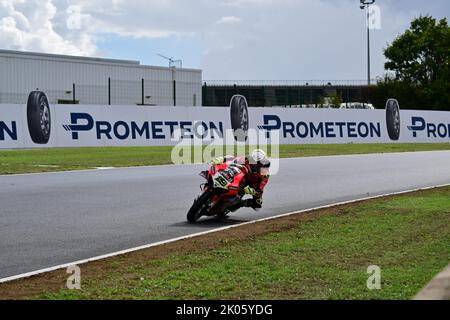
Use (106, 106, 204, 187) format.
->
(0, 101, 449, 149)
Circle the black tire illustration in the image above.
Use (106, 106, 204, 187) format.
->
(385, 99, 401, 141)
(27, 91, 51, 144)
(230, 95, 249, 142)
(187, 191, 212, 223)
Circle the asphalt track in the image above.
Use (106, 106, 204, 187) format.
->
(1, 151, 449, 279)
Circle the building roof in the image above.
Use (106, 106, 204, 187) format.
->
(0, 49, 201, 72)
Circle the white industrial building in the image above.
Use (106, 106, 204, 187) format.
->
(0, 49, 202, 106)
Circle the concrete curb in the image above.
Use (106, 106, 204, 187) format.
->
(414, 263, 450, 300)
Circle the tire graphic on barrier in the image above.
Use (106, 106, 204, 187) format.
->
(27, 91, 51, 144)
(230, 95, 249, 141)
(385, 98, 401, 141)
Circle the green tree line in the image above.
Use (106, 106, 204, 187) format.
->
(372, 15, 450, 111)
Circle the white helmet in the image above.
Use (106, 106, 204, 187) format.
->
(248, 149, 270, 173)
(250, 149, 267, 163)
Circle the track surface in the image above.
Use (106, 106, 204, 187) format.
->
(1, 151, 449, 278)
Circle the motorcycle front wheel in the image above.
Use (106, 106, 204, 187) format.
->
(187, 190, 213, 223)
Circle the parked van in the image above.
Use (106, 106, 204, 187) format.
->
(339, 102, 375, 110)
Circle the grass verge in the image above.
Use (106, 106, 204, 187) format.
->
(1, 143, 450, 175)
(1, 186, 449, 300)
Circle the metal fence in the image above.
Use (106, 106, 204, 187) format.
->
(1, 78, 377, 108)
(205, 80, 376, 86)
(0, 78, 202, 107)
(202, 80, 378, 108)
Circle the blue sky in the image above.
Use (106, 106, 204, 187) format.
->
(1, 0, 449, 80)
(96, 33, 204, 68)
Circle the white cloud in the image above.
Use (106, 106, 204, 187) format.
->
(0, 0, 96, 55)
(216, 16, 241, 25)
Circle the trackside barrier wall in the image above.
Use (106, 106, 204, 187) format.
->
(0, 103, 450, 148)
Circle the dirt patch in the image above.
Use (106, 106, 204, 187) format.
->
(0, 187, 446, 299)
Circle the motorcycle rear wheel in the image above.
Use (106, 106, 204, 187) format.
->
(187, 191, 212, 223)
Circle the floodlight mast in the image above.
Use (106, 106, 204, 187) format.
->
(360, 0, 375, 85)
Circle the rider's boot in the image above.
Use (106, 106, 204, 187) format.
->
(228, 199, 251, 212)
(244, 198, 262, 211)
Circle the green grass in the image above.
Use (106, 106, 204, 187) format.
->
(39, 187, 450, 300)
(0, 143, 449, 175)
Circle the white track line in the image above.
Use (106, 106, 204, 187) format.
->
(0, 183, 449, 284)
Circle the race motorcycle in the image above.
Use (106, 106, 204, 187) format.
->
(187, 159, 248, 223)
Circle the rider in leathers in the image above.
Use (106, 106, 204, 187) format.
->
(211, 149, 270, 210)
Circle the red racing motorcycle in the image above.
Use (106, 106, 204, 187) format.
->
(187, 160, 248, 223)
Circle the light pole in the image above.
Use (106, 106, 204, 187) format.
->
(360, 0, 375, 85)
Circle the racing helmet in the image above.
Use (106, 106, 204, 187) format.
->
(248, 149, 270, 173)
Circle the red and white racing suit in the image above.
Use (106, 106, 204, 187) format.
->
(223, 155, 270, 209)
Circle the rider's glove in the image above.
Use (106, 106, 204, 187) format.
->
(243, 186, 257, 196)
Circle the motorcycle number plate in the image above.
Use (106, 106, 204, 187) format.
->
(213, 172, 229, 189)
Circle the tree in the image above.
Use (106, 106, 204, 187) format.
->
(378, 16, 450, 110)
(385, 16, 449, 86)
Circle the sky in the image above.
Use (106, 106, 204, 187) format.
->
(0, 0, 448, 81)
